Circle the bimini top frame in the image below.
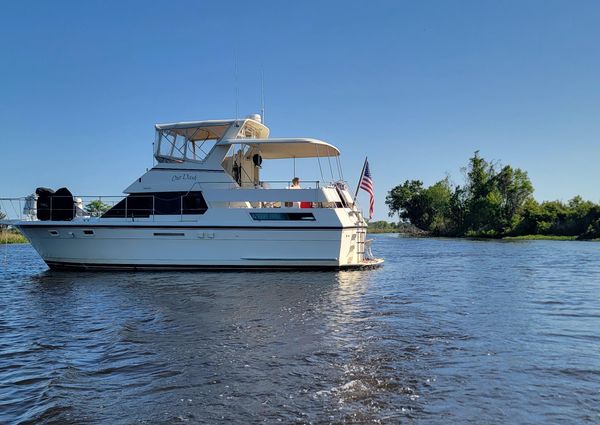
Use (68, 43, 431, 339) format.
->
(155, 119, 269, 141)
(153, 118, 270, 164)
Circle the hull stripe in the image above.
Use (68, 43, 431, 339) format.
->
(44, 261, 365, 271)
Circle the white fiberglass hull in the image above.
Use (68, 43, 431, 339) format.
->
(16, 222, 374, 270)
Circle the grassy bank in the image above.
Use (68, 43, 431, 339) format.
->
(502, 234, 578, 241)
(0, 229, 28, 244)
(367, 229, 599, 241)
(367, 228, 401, 234)
(368, 222, 429, 236)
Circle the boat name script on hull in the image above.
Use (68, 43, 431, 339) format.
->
(171, 173, 198, 182)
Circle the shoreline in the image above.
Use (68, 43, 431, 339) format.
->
(0, 230, 28, 244)
(368, 229, 599, 241)
(3, 229, 597, 244)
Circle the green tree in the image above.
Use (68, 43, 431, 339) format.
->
(458, 152, 534, 236)
(447, 185, 468, 235)
(565, 196, 598, 234)
(463, 151, 500, 234)
(386, 151, 534, 237)
(385, 178, 452, 233)
(385, 180, 426, 226)
(493, 165, 534, 234)
(385, 151, 599, 239)
(515, 198, 542, 235)
(421, 178, 453, 234)
(518, 197, 600, 237)
(580, 218, 600, 239)
(0, 208, 6, 230)
(85, 200, 110, 217)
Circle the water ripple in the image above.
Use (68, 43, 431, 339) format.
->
(1, 239, 600, 423)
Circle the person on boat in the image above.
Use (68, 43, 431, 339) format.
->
(287, 177, 311, 208)
(285, 178, 301, 207)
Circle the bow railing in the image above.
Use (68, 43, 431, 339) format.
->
(0, 181, 350, 222)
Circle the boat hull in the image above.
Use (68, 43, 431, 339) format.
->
(17, 223, 380, 270)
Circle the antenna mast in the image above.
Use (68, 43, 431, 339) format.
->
(260, 68, 265, 124)
(234, 49, 239, 121)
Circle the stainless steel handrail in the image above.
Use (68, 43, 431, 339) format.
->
(0, 184, 343, 221)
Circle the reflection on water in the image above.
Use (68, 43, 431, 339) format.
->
(1, 237, 600, 424)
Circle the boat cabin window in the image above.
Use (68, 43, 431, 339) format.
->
(155, 128, 222, 163)
(102, 192, 208, 218)
(250, 212, 315, 221)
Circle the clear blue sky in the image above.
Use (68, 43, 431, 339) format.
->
(1, 1, 599, 220)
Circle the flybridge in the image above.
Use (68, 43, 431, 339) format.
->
(115, 114, 347, 195)
(153, 116, 339, 165)
(153, 117, 268, 164)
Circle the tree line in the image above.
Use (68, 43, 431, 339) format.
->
(385, 152, 600, 239)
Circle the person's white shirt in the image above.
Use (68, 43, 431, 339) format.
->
(287, 179, 301, 207)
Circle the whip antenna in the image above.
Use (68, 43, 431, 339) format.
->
(234, 49, 239, 121)
(260, 68, 265, 124)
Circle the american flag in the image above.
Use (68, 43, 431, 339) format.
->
(359, 159, 374, 219)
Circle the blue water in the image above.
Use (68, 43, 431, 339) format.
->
(1, 236, 599, 424)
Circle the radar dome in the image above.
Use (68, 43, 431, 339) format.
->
(246, 113, 262, 123)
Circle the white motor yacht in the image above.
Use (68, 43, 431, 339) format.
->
(1, 115, 383, 270)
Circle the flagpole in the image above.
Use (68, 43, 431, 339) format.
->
(352, 157, 368, 205)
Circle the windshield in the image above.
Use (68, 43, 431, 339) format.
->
(155, 128, 221, 163)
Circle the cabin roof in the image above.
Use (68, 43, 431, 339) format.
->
(219, 138, 340, 159)
(155, 119, 237, 131)
(155, 118, 269, 141)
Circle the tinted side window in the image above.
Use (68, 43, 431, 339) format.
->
(182, 192, 208, 215)
(153, 192, 184, 215)
(250, 212, 315, 221)
(102, 198, 127, 218)
(101, 195, 152, 218)
(102, 192, 208, 217)
(127, 194, 153, 217)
